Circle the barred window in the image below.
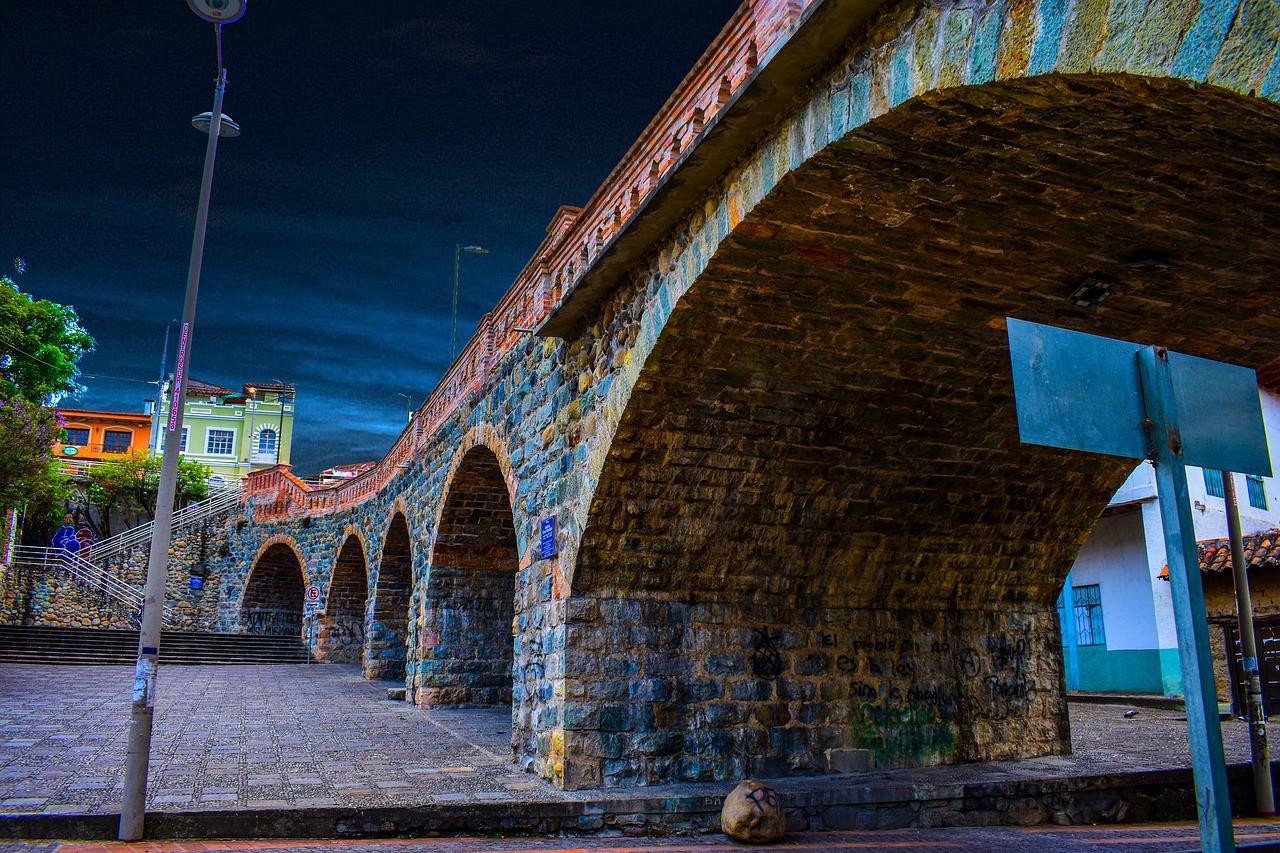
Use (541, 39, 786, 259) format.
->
(1073, 584, 1105, 647)
(1247, 474, 1268, 511)
(1204, 468, 1225, 499)
(206, 428, 235, 455)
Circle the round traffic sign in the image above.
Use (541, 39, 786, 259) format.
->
(306, 585, 321, 603)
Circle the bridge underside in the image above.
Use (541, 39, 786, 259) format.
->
(561, 75, 1280, 788)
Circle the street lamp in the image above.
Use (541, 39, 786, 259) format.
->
(245, 386, 257, 474)
(397, 393, 414, 424)
(119, 2, 245, 842)
(274, 378, 287, 466)
(452, 244, 488, 362)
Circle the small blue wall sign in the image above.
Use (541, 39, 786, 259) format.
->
(540, 517, 556, 560)
(189, 576, 203, 591)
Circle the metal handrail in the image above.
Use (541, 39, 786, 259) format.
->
(9, 545, 176, 628)
(90, 483, 242, 564)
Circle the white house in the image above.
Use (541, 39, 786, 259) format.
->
(1059, 386, 1280, 696)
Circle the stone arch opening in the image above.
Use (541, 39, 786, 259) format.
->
(420, 445, 519, 707)
(366, 512, 413, 680)
(241, 542, 305, 638)
(561, 76, 1280, 788)
(318, 535, 368, 663)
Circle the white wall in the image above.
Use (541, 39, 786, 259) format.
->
(1068, 508, 1160, 651)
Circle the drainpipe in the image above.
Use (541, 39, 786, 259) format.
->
(1223, 469, 1274, 816)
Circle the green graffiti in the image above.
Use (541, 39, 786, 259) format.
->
(847, 698, 957, 765)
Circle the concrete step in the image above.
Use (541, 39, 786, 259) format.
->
(0, 625, 309, 665)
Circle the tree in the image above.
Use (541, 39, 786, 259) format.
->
(84, 452, 212, 536)
(0, 260, 95, 403)
(0, 397, 66, 513)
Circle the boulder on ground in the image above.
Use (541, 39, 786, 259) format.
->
(721, 779, 786, 844)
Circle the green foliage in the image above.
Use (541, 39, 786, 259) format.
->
(0, 396, 65, 511)
(0, 262, 95, 403)
(23, 455, 76, 536)
(84, 452, 212, 535)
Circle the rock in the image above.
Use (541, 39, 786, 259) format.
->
(386, 686, 407, 701)
(721, 779, 786, 844)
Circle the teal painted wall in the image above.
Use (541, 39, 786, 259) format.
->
(1077, 646, 1166, 694)
(1159, 647, 1184, 697)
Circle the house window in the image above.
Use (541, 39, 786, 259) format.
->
(206, 428, 235, 455)
(257, 428, 277, 456)
(1073, 584, 1106, 646)
(158, 426, 189, 453)
(1204, 468, 1225, 499)
(102, 430, 132, 454)
(63, 427, 89, 446)
(1248, 474, 1268, 510)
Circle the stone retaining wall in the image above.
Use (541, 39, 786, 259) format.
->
(0, 508, 237, 632)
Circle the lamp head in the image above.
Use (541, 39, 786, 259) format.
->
(192, 112, 240, 137)
(186, 0, 246, 24)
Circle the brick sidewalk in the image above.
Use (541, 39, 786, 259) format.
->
(0, 664, 552, 815)
(0, 662, 1253, 818)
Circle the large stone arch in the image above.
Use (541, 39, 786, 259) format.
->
(548, 0, 1280, 789)
(240, 539, 306, 638)
(366, 510, 415, 680)
(318, 532, 369, 664)
(419, 442, 521, 708)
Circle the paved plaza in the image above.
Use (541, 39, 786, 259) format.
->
(6, 822, 1280, 852)
(0, 663, 1255, 817)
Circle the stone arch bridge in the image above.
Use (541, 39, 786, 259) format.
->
(210, 0, 1280, 791)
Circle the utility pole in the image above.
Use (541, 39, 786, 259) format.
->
(148, 322, 175, 455)
(119, 0, 245, 841)
(451, 244, 488, 362)
(1223, 469, 1275, 816)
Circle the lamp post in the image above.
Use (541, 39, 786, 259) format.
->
(452, 244, 488, 362)
(274, 378, 287, 466)
(119, 0, 245, 841)
(245, 386, 257, 474)
(397, 393, 414, 424)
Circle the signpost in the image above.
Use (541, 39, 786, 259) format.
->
(540, 517, 557, 560)
(1007, 318, 1273, 853)
(305, 585, 321, 662)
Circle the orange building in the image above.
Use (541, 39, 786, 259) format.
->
(54, 409, 152, 467)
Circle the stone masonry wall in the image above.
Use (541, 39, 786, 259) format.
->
(365, 515, 412, 680)
(1, 509, 235, 632)
(208, 0, 1280, 791)
(317, 536, 368, 663)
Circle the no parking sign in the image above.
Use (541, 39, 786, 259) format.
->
(305, 585, 321, 610)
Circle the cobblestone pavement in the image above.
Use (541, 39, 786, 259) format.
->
(0, 663, 1254, 816)
(2, 821, 1280, 852)
(0, 665, 548, 815)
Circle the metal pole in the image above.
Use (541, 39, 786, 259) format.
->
(245, 389, 256, 476)
(1223, 469, 1275, 816)
(118, 65, 227, 844)
(451, 243, 461, 363)
(149, 323, 172, 455)
(1138, 345, 1235, 853)
(274, 379, 286, 466)
(1059, 569, 1081, 692)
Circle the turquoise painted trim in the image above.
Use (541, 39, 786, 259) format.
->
(1171, 0, 1243, 80)
(1159, 646, 1184, 696)
(1076, 646, 1165, 693)
(1028, 0, 1071, 75)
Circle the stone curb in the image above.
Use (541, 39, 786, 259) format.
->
(3, 762, 1273, 841)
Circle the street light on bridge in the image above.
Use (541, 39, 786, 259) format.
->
(452, 244, 489, 362)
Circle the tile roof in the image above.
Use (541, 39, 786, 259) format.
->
(1158, 529, 1280, 579)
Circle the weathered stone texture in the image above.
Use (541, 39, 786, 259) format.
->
(240, 542, 305, 637)
(366, 514, 413, 680)
(198, 0, 1280, 791)
(317, 536, 368, 663)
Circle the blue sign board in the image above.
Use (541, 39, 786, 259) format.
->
(1007, 318, 1271, 475)
(1006, 317, 1272, 853)
(540, 517, 556, 560)
(189, 576, 203, 591)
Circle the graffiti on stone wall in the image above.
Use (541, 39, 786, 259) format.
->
(749, 629, 784, 680)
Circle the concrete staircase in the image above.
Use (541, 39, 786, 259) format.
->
(0, 625, 309, 665)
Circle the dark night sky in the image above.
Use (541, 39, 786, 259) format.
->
(1, 2, 741, 474)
